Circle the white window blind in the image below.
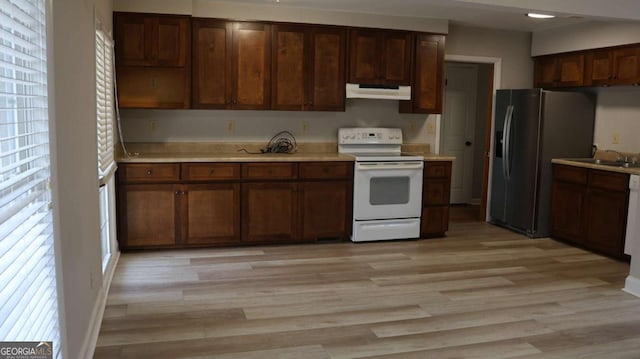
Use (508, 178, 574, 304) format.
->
(95, 25, 114, 182)
(0, 0, 60, 357)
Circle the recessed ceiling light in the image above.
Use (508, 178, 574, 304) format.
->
(527, 13, 555, 19)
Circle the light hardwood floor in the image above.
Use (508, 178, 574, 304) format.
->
(95, 221, 640, 358)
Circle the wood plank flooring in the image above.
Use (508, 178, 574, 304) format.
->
(94, 221, 640, 358)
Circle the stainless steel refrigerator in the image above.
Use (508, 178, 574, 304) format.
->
(489, 89, 595, 238)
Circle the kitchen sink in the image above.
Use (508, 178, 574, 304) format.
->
(568, 158, 640, 168)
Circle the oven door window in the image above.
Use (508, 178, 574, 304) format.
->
(370, 177, 410, 205)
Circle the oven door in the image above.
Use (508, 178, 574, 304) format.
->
(353, 161, 423, 220)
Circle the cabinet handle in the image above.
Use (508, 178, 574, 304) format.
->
(175, 191, 180, 195)
(209, 169, 216, 175)
(146, 170, 153, 175)
(233, 99, 237, 104)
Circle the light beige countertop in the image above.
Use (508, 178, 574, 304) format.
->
(552, 158, 640, 176)
(116, 142, 456, 163)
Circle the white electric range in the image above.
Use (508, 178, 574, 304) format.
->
(338, 128, 424, 242)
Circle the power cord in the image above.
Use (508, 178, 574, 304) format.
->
(238, 130, 297, 154)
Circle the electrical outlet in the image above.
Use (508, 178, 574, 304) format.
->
(149, 120, 157, 132)
(426, 121, 436, 135)
(408, 120, 416, 134)
(612, 132, 620, 144)
(226, 120, 235, 134)
(302, 121, 309, 134)
(89, 272, 95, 289)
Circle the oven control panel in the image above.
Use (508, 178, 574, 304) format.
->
(338, 128, 403, 144)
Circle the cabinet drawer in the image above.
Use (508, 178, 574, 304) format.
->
(424, 161, 452, 178)
(242, 163, 298, 180)
(423, 178, 451, 205)
(299, 162, 352, 179)
(553, 164, 588, 184)
(589, 170, 629, 191)
(182, 163, 241, 181)
(119, 163, 180, 183)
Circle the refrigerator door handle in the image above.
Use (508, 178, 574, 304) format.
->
(502, 105, 514, 180)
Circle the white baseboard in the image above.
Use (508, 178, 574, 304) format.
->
(623, 275, 640, 298)
(78, 251, 120, 359)
(469, 198, 481, 205)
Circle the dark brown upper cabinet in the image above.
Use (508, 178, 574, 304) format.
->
(191, 19, 232, 109)
(114, 12, 189, 67)
(271, 24, 346, 111)
(114, 12, 191, 109)
(585, 46, 640, 86)
(534, 53, 585, 88)
(192, 20, 271, 110)
(348, 29, 413, 86)
(400, 33, 445, 114)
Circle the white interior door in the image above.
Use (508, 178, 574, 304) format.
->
(442, 63, 478, 204)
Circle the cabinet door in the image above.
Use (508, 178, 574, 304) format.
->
(421, 206, 449, 236)
(381, 31, 412, 86)
(192, 19, 232, 108)
(403, 34, 445, 113)
(584, 188, 628, 257)
(114, 13, 149, 66)
(232, 22, 271, 110)
(556, 54, 584, 87)
(348, 29, 380, 84)
(114, 13, 188, 67)
(308, 27, 346, 111)
(534, 56, 558, 88)
(585, 50, 613, 86)
(611, 47, 640, 84)
(182, 184, 240, 245)
(300, 181, 351, 240)
(423, 178, 450, 206)
(118, 184, 179, 248)
(271, 24, 307, 110)
(534, 54, 584, 88)
(550, 181, 587, 242)
(154, 16, 189, 67)
(242, 182, 298, 242)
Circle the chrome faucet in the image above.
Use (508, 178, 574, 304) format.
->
(606, 149, 628, 162)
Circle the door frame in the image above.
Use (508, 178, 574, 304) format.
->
(441, 54, 502, 221)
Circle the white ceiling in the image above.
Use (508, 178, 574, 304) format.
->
(227, 0, 640, 32)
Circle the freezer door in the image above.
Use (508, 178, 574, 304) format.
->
(504, 89, 542, 234)
(489, 90, 511, 223)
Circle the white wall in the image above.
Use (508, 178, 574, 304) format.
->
(51, 0, 112, 357)
(593, 87, 640, 154)
(532, 21, 640, 56)
(446, 24, 533, 89)
(114, 0, 448, 33)
(120, 101, 434, 145)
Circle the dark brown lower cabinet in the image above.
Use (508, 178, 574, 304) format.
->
(119, 184, 179, 248)
(551, 164, 629, 259)
(183, 183, 241, 245)
(118, 183, 241, 249)
(241, 182, 298, 243)
(300, 181, 351, 240)
(421, 161, 452, 237)
(117, 161, 353, 249)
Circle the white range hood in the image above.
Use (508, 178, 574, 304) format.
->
(345, 83, 411, 100)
